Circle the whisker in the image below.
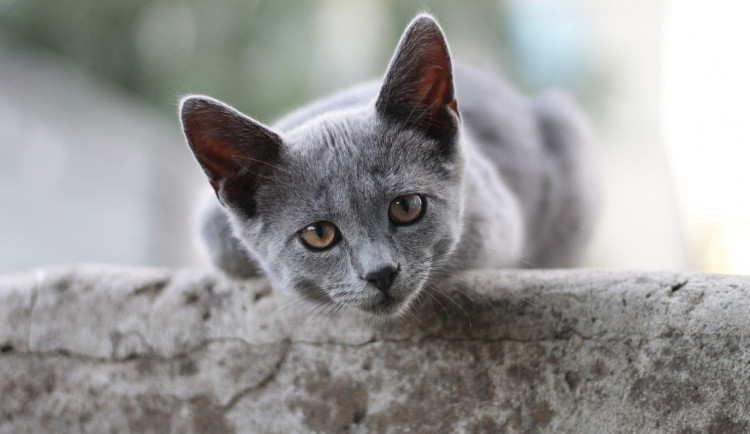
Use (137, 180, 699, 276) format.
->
(422, 286, 449, 317)
(238, 156, 291, 174)
(265, 337, 294, 395)
(309, 301, 339, 330)
(426, 281, 472, 327)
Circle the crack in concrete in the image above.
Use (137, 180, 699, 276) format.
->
(220, 339, 293, 412)
(669, 275, 690, 296)
(109, 329, 154, 359)
(669, 280, 688, 294)
(132, 278, 171, 298)
(7, 336, 279, 364)
(7, 328, 750, 364)
(665, 275, 707, 324)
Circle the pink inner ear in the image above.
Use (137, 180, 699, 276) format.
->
(411, 37, 457, 117)
(185, 121, 244, 184)
(181, 96, 283, 210)
(417, 66, 457, 116)
(448, 99, 458, 116)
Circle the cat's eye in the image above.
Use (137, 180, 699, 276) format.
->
(389, 194, 425, 225)
(299, 221, 340, 250)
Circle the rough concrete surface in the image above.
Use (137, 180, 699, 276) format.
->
(1, 264, 749, 433)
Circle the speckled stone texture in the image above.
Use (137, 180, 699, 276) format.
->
(1, 265, 749, 433)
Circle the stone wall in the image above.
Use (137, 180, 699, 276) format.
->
(1, 265, 749, 433)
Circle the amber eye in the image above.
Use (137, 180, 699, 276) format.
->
(300, 221, 339, 250)
(389, 194, 425, 225)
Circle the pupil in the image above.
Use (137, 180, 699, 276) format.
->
(400, 199, 410, 213)
(315, 225, 325, 238)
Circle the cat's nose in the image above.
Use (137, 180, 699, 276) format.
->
(363, 263, 400, 293)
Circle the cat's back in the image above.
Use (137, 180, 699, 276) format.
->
(454, 64, 597, 266)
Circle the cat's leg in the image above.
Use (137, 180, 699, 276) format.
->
(531, 90, 599, 267)
(197, 197, 264, 278)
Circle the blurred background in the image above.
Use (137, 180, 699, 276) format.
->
(0, 0, 747, 274)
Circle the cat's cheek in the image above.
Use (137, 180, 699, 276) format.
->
(284, 248, 351, 295)
(424, 213, 463, 256)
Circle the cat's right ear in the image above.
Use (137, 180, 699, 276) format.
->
(376, 15, 459, 141)
(180, 96, 282, 214)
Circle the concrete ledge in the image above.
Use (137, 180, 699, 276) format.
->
(1, 265, 749, 433)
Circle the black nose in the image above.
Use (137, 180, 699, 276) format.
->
(363, 264, 400, 292)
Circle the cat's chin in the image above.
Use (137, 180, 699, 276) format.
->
(357, 294, 406, 316)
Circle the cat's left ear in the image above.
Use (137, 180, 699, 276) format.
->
(376, 14, 459, 140)
(180, 96, 282, 216)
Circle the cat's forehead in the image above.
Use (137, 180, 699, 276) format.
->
(286, 112, 384, 158)
(282, 112, 429, 185)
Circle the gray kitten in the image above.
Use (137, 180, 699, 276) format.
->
(179, 14, 597, 316)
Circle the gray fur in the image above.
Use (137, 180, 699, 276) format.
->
(180, 14, 597, 316)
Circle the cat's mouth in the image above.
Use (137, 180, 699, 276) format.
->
(353, 276, 427, 316)
(359, 294, 406, 316)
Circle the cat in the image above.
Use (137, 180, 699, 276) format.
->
(179, 14, 597, 317)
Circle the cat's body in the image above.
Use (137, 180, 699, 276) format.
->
(181, 15, 597, 316)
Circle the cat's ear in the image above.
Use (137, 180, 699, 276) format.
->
(180, 96, 282, 214)
(376, 14, 459, 140)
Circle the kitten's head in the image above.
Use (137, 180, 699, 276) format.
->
(180, 15, 463, 316)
